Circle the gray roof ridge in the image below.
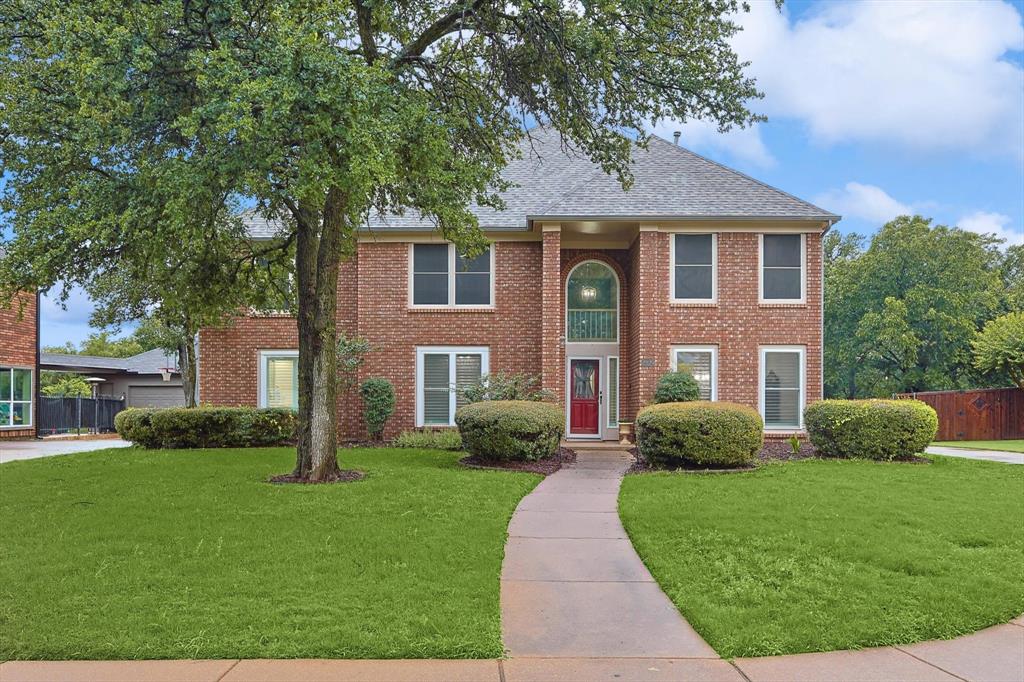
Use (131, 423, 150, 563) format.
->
(647, 134, 840, 220)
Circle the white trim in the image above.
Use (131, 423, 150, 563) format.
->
(670, 345, 718, 401)
(566, 356, 603, 439)
(415, 346, 489, 427)
(758, 345, 806, 431)
(669, 233, 717, 303)
(565, 259, 620, 344)
(758, 233, 806, 304)
(257, 350, 298, 409)
(607, 355, 619, 429)
(0, 365, 34, 429)
(408, 243, 496, 310)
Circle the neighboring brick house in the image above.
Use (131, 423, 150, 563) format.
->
(0, 248, 39, 439)
(199, 129, 839, 442)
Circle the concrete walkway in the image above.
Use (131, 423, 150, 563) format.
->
(499, 448, 739, 679)
(0, 437, 131, 464)
(926, 445, 1024, 465)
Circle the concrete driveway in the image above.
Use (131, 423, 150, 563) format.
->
(926, 445, 1024, 465)
(0, 437, 131, 464)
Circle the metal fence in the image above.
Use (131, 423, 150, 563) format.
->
(37, 396, 127, 436)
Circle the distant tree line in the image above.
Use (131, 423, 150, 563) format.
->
(824, 215, 1022, 398)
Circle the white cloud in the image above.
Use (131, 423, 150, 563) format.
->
(814, 182, 913, 223)
(734, 0, 1024, 157)
(958, 210, 1024, 246)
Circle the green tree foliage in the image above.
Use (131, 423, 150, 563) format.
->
(359, 378, 395, 441)
(39, 373, 92, 398)
(824, 216, 1016, 397)
(973, 312, 1024, 389)
(1, 0, 764, 480)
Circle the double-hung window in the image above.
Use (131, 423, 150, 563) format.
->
(671, 234, 716, 302)
(416, 347, 489, 426)
(760, 234, 805, 303)
(671, 346, 717, 400)
(258, 350, 299, 410)
(410, 244, 493, 307)
(0, 366, 33, 429)
(760, 346, 804, 430)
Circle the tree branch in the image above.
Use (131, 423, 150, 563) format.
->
(394, 0, 487, 64)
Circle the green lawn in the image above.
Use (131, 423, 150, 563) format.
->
(0, 447, 540, 660)
(619, 456, 1024, 658)
(932, 439, 1024, 453)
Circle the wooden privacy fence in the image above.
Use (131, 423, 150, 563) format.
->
(896, 388, 1023, 441)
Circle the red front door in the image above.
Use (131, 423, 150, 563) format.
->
(569, 359, 600, 435)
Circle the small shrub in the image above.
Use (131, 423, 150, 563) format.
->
(636, 401, 763, 468)
(392, 429, 463, 451)
(455, 400, 563, 461)
(652, 371, 701, 404)
(115, 407, 295, 449)
(805, 399, 938, 461)
(360, 377, 396, 440)
(458, 372, 553, 404)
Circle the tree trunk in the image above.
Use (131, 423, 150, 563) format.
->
(177, 335, 197, 408)
(291, 190, 345, 481)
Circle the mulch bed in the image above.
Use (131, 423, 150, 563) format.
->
(459, 447, 577, 475)
(269, 470, 366, 484)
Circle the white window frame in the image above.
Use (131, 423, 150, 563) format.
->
(257, 350, 299, 409)
(408, 243, 495, 309)
(759, 345, 806, 431)
(669, 233, 718, 303)
(670, 345, 718, 401)
(606, 355, 619, 429)
(758, 233, 806, 304)
(415, 346, 490, 427)
(0, 365, 34, 429)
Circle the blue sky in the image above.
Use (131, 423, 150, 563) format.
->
(3, 0, 1023, 348)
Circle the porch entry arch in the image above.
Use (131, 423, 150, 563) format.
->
(564, 259, 620, 439)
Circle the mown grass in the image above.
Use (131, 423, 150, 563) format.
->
(619, 456, 1024, 658)
(0, 447, 540, 660)
(932, 439, 1024, 453)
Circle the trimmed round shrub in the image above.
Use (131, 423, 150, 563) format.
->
(805, 399, 938, 461)
(115, 407, 296, 449)
(636, 401, 763, 468)
(455, 400, 563, 461)
(113, 408, 157, 447)
(652, 371, 701, 403)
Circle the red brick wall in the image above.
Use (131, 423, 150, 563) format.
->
(198, 315, 298, 407)
(199, 229, 824, 440)
(632, 231, 823, 432)
(1, 292, 37, 438)
(352, 240, 543, 440)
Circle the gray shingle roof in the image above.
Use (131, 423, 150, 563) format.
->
(41, 348, 178, 375)
(243, 128, 837, 236)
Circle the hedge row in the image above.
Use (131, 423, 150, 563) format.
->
(115, 407, 296, 449)
(805, 399, 937, 460)
(455, 400, 563, 461)
(636, 401, 764, 468)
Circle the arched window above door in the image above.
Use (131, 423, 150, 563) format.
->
(566, 261, 618, 342)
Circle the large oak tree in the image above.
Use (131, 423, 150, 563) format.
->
(2, 0, 765, 481)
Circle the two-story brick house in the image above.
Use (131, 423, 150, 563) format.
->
(198, 129, 839, 441)
(0, 248, 39, 439)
